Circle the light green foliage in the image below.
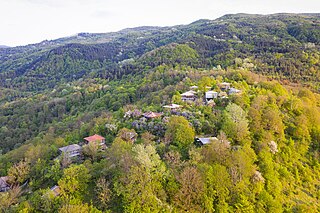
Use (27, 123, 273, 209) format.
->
(106, 137, 134, 176)
(222, 103, 249, 143)
(7, 160, 30, 185)
(58, 164, 91, 200)
(0, 186, 22, 211)
(198, 76, 216, 93)
(83, 141, 100, 162)
(45, 159, 63, 183)
(27, 188, 61, 212)
(174, 166, 205, 212)
(204, 164, 232, 212)
(165, 116, 195, 151)
(59, 198, 102, 213)
(114, 144, 170, 212)
(95, 177, 111, 209)
(132, 144, 166, 175)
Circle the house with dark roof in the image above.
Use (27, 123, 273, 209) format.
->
(0, 176, 10, 192)
(181, 90, 196, 101)
(59, 144, 82, 158)
(195, 137, 219, 146)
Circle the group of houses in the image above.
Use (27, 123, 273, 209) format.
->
(124, 109, 164, 120)
(181, 82, 241, 104)
(47, 134, 107, 197)
(58, 134, 106, 159)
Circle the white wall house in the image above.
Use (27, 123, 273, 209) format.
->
(205, 91, 218, 101)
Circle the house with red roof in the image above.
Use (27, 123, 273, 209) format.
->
(84, 134, 106, 146)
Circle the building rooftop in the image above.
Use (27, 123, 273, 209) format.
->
(143, 111, 163, 119)
(181, 90, 196, 96)
(220, 82, 231, 85)
(58, 144, 81, 153)
(84, 134, 105, 142)
(163, 104, 182, 109)
(196, 137, 219, 145)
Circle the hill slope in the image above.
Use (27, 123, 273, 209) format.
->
(0, 13, 319, 213)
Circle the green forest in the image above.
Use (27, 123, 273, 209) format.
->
(0, 13, 319, 212)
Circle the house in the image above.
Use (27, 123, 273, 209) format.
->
(181, 90, 196, 101)
(84, 134, 106, 146)
(228, 87, 241, 95)
(219, 82, 231, 91)
(50, 185, 61, 197)
(163, 104, 182, 110)
(195, 137, 219, 146)
(0, 176, 10, 192)
(205, 91, 218, 101)
(59, 144, 82, 158)
(143, 111, 163, 119)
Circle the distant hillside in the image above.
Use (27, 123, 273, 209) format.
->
(0, 13, 319, 92)
(0, 45, 9, 48)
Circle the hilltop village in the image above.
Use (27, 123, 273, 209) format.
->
(0, 68, 319, 212)
(0, 79, 243, 191)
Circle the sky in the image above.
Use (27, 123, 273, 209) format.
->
(1, 0, 320, 47)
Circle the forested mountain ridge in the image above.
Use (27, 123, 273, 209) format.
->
(0, 13, 319, 92)
(0, 13, 319, 212)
